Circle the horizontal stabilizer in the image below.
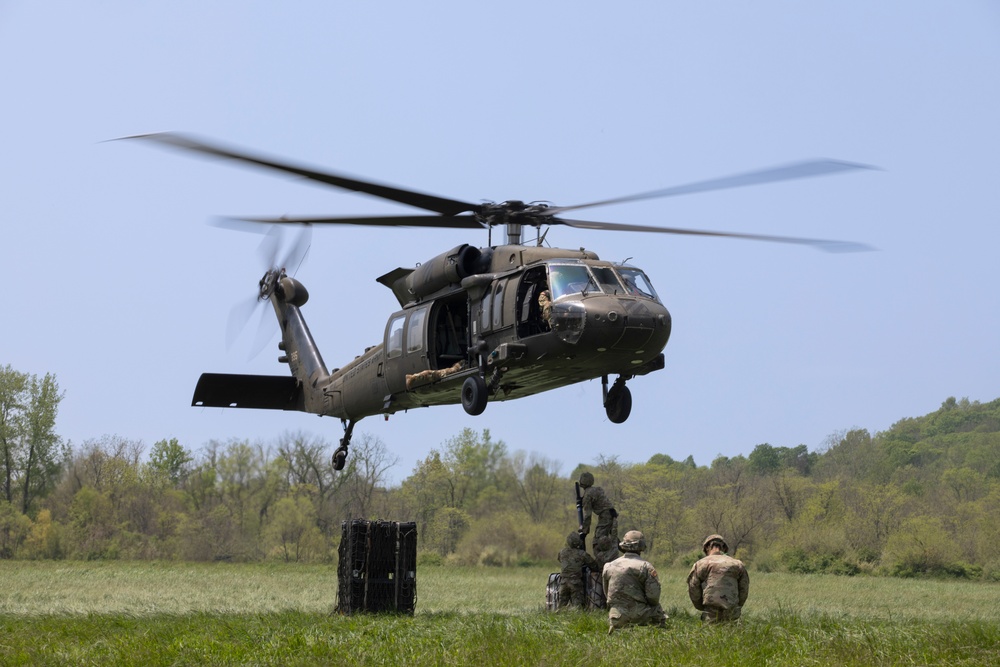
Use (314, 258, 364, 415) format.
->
(192, 373, 304, 411)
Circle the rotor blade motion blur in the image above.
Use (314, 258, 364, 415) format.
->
(227, 214, 486, 230)
(553, 217, 875, 252)
(123, 131, 877, 250)
(544, 159, 879, 216)
(121, 132, 476, 215)
(224, 224, 312, 357)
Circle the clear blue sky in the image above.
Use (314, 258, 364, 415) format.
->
(3, 2, 998, 484)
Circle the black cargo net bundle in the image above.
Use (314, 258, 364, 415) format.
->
(545, 571, 606, 611)
(336, 519, 417, 614)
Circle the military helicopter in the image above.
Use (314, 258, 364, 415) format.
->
(128, 133, 874, 469)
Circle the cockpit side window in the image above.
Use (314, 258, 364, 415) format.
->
(617, 268, 660, 301)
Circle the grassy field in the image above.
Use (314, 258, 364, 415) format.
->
(1, 561, 999, 666)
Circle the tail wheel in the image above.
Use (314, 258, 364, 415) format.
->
(605, 383, 632, 424)
(461, 375, 488, 416)
(332, 449, 347, 471)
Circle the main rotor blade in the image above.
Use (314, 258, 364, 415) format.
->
(546, 159, 879, 216)
(121, 132, 477, 216)
(225, 213, 486, 230)
(554, 217, 875, 252)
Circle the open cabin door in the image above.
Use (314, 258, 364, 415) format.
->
(428, 293, 469, 370)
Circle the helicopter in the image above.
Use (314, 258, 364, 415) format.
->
(128, 133, 875, 469)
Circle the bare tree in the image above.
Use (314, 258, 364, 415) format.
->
(341, 433, 399, 519)
(277, 431, 335, 498)
(510, 451, 561, 523)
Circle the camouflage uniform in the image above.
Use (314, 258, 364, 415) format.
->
(557, 532, 598, 610)
(602, 531, 667, 632)
(687, 534, 749, 623)
(592, 515, 620, 573)
(579, 472, 617, 547)
(538, 289, 552, 325)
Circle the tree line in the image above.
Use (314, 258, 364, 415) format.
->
(2, 365, 999, 579)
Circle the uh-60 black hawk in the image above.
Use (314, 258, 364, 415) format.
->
(129, 133, 874, 470)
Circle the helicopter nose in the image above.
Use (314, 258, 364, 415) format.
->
(548, 296, 671, 357)
(583, 297, 672, 356)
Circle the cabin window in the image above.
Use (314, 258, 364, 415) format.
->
(407, 307, 427, 354)
(491, 281, 505, 328)
(387, 315, 405, 359)
(480, 290, 492, 331)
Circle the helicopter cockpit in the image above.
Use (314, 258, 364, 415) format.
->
(547, 262, 661, 302)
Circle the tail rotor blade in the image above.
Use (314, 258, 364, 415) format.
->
(247, 302, 278, 361)
(226, 294, 262, 349)
(284, 224, 312, 276)
(257, 225, 283, 268)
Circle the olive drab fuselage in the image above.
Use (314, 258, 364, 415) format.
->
(192, 243, 671, 436)
(298, 244, 670, 421)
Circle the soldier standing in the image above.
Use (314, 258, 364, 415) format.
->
(557, 532, 598, 610)
(578, 471, 618, 550)
(592, 512, 620, 574)
(687, 534, 749, 623)
(601, 530, 667, 634)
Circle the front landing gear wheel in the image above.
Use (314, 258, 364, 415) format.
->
(605, 383, 632, 424)
(461, 375, 488, 416)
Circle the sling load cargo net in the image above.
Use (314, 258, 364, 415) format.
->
(336, 519, 417, 614)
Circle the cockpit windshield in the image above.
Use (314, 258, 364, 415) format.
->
(548, 264, 597, 300)
(547, 263, 661, 303)
(589, 266, 622, 295)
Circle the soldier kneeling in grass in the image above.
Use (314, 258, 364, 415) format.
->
(557, 532, 597, 610)
(602, 530, 667, 634)
(687, 534, 749, 623)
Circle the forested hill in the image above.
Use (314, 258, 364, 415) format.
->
(654, 395, 1000, 578)
(895, 395, 1000, 436)
(818, 398, 1000, 490)
(873, 396, 1000, 477)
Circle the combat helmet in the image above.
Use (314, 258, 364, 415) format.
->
(619, 530, 646, 553)
(578, 471, 595, 488)
(567, 532, 584, 549)
(702, 534, 729, 554)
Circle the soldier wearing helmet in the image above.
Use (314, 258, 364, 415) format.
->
(687, 534, 749, 623)
(577, 471, 618, 555)
(601, 530, 667, 633)
(557, 531, 598, 610)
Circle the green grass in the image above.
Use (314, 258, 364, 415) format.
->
(1, 562, 999, 666)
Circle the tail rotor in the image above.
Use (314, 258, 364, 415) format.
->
(222, 222, 312, 359)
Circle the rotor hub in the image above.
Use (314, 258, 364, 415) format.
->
(258, 269, 281, 301)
